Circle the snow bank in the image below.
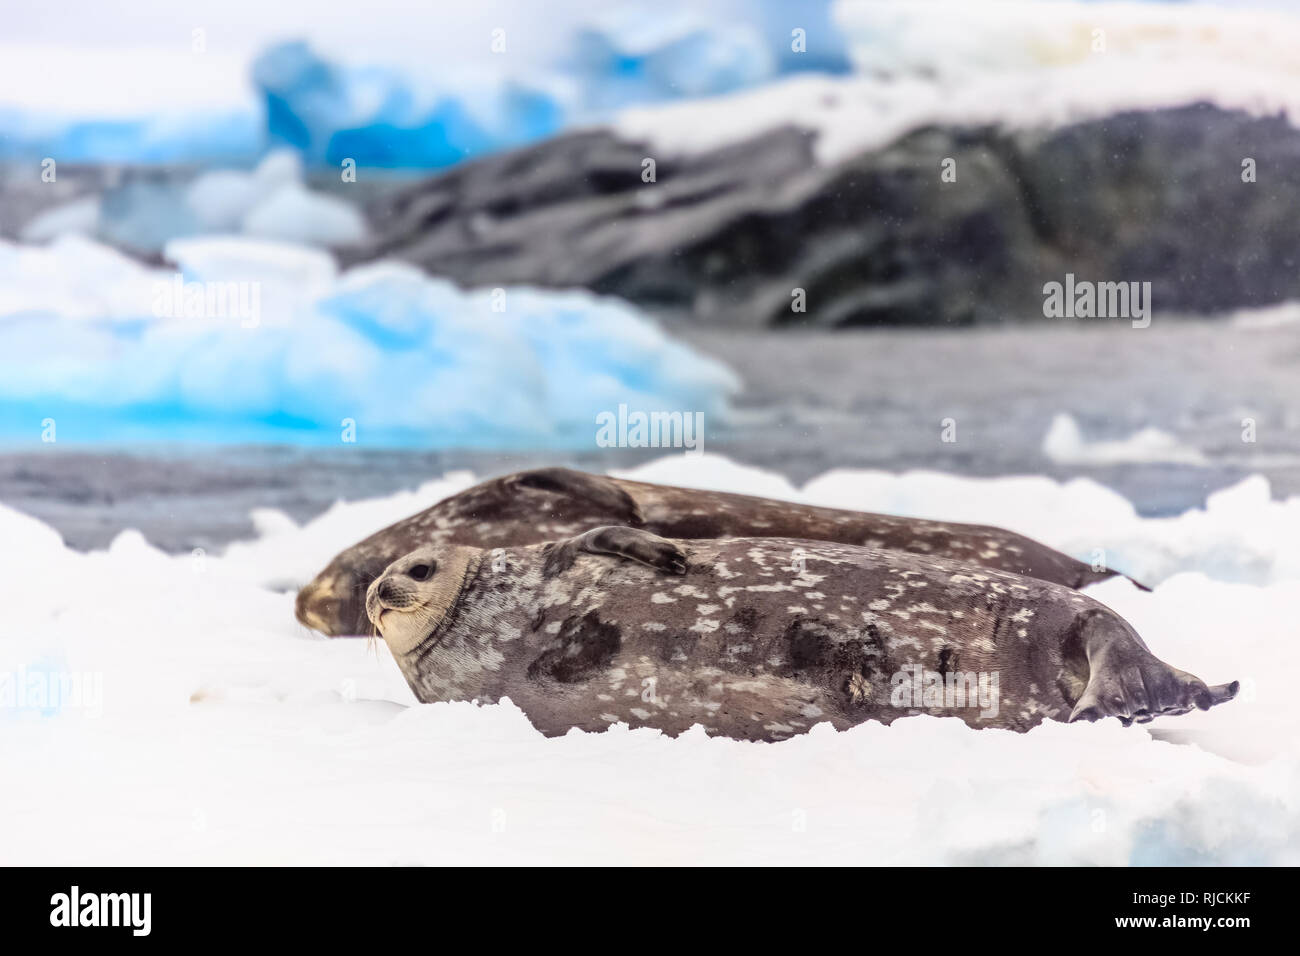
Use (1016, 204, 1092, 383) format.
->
(0, 235, 737, 446)
(2, 454, 1296, 864)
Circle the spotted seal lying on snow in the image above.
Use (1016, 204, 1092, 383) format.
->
(364, 526, 1233, 740)
(299, 467, 1132, 636)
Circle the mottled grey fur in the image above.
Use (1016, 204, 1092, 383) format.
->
(301, 467, 1133, 636)
(366, 528, 1234, 741)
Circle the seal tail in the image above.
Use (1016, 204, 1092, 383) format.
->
(1074, 565, 1151, 592)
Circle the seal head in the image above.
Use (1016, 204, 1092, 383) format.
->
(366, 545, 480, 657)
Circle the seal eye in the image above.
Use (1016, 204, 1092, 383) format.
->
(406, 563, 434, 582)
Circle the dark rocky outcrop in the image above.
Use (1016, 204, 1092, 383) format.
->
(340, 103, 1300, 326)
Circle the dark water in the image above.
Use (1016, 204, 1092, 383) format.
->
(4, 321, 1298, 553)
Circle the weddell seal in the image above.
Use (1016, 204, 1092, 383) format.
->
(299, 467, 1135, 636)
(364, 526, 1236, 740)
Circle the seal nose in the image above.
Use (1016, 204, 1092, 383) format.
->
(377, 579, 397, 604)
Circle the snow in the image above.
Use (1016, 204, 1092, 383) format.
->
(802, 465, 1300, 588)
(0, 235, 738, 446)
(1, 453, 1296, 864)
(617, 0, 1300, 163)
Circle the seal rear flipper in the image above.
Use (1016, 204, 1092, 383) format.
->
(543, 526, 687, 577)
(507, 468, 643, 525)
(1067, 614, 1238, 725)
(1073, 565, 1152, 592)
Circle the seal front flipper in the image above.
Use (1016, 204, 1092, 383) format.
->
(543, 526, 687, 577)
(506, 468, 643, 525)
(1066, 611, 1239, 725)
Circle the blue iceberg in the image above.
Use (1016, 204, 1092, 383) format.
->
(0, 0, 850, 170)
(0, 236, 737, 448)
(253, 3, 849, 170)
(0, 107, 263, 165)
(253, 41, 571, 170)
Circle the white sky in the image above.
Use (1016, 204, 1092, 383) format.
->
(0, 0, 1292, 115)
(0, 0, 596, 114)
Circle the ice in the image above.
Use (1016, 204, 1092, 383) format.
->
(1042, 413, 1208, 466)
(67, 151, 368, 254)
(1230, 301, 1300, 330)
(0, 1, 847, 170)
(251, 40, 533, 169)
(19, 196, 102, 243)
(165, 234, 340, 311)
(239, 182, 367, 246)
(0, 235, 738, 446)
(185, 151, 302, 233)
(252, 6, 848, 169)
(253, 18, 789, 171)
(2, 454, 1297, 864)
(0, 235, 172, 321)
(10, 151, 365, 256)
(0, 107, 263, 165)
(567, 12, 775, 111)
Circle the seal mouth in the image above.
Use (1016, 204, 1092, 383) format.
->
(368, 594, 451, 654)
(404, 564, 477, 660)
(366, 550, 480, 658)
